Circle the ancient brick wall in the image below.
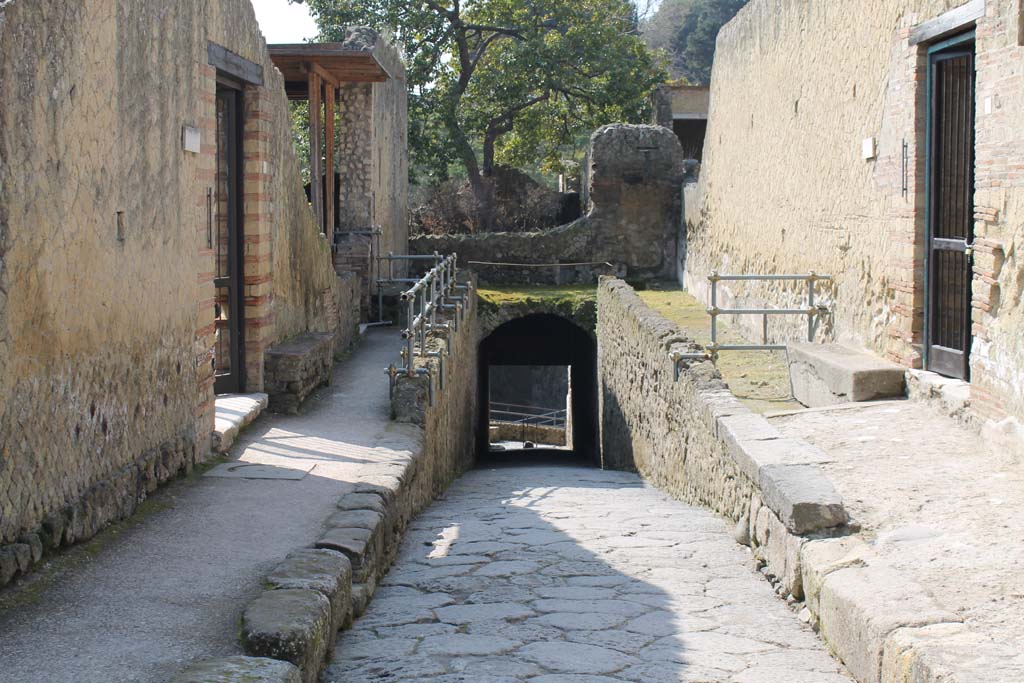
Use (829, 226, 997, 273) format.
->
(687, 0, 1024, 424)
(0, 0, 355, 580)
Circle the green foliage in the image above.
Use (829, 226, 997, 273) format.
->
(300, 0, 665, 190)
(641, 0, 747, 84)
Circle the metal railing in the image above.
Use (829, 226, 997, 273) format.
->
(707, 271, 831, 354)
(334, 227, 447, 327)
(489, 402, 567, 428)
(669, 271, 832, 381)
(384, 254, 470, 406)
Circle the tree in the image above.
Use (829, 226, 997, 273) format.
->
(299, 0, 665, 229)
(642, 0, 747, 85)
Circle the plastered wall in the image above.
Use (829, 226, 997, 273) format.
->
(0, 0, 352, 572)
(687, 0, 1024, 423)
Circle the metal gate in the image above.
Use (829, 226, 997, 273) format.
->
(925, 32, 975, 380)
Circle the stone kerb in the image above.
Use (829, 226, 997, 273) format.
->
(597, 277, 850, 599)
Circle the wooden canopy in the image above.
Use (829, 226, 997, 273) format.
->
(268, 42, 394, 236)
(269, 43, 391, 100)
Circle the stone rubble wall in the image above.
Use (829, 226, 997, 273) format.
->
(0, 0, 358, 586)
(597, 277, 849, 601)
(410, 124, 683, 286)
(687, 0, 1024, 427)
(333, 42, 409, 317)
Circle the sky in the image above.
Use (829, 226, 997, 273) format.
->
(249, 0, 319, 43)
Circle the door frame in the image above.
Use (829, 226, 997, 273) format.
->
(923, 29, 975, 379)
(213, 76, 246, 394)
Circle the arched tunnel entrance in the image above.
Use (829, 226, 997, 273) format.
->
(477, 314, 599, 463)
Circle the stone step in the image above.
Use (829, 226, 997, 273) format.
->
(212, 393, 269, 454)
(787, 343, 906, 408)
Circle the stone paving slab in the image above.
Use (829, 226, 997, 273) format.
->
(772, 400, 1024, 679)
(0, 329, 420, 683)
(324, 463, 852, 683)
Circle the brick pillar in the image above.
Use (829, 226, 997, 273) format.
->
(242, 85, 276, 392)
(194, 62, 218, 447)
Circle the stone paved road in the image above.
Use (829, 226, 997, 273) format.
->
(325, 459, 852, 683)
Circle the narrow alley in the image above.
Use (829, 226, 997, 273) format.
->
(325, 461, 852, 683)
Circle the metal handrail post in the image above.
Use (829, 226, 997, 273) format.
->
(807, 272, 816, 342)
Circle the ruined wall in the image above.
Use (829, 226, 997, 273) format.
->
(687, 0, 1024, 423)
(411, 124, 683, 285)
(597, 277, 849, 598)
(0, 0, 353, 581)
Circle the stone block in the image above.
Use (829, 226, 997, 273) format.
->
(171, 656, 302, 683)
(817, 565, 959, 683)
(267, 549, 353, 633)
(0, 547, 20, 585)
(264, 333, 334, 414)
(730, 436, 833, 485)
(316, 527, 374, 579)
(336, 492, 387, 515)
(242, 589, 333, 683)
(788, 343, 906, 407)
(757, 464, 847, 534)
(880, 622, 1022, 683)
(325, 509, 383, 531)
(800, 537, 872, 617)
(752, 509, 805, 599)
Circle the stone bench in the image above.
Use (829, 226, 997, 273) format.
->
(264, 333, 334, 414)
(787, 342, 905, 408)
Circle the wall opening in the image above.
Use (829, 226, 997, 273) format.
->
(477, 314, 598, 463)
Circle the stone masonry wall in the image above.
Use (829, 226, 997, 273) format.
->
(391, 279, 480, 505)
(0, 0, 354, 584)
(687, 0, 1024, 425)
(597, 278, 849, 600)
(411, 124, 683, 286)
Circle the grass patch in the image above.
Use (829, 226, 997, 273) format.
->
(639, 284, 801, 414)
(476, 285, 596, 309)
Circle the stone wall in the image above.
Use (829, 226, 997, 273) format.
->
(0, 0, 357, 583)
(687, 0, 1024, 425)
(411, 124, 684, 285)
(334, 41, 408, 316)
(391, 280, 479, 499)
(597, 278, 849, 599)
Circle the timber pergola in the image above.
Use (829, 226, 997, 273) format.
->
(268, 41, 392, 236)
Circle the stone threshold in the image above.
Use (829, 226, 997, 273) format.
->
(212, 393, 269, 454)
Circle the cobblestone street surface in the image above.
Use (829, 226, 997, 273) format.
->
(326, 460, 852, 683)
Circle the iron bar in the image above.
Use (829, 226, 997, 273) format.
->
(708, 273, 833, 282)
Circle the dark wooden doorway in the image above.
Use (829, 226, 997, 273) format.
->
(214, 81, 245, 394)
(925, 32, 975, 380)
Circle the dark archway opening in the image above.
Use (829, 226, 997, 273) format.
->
(477, 314, 599, 464)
